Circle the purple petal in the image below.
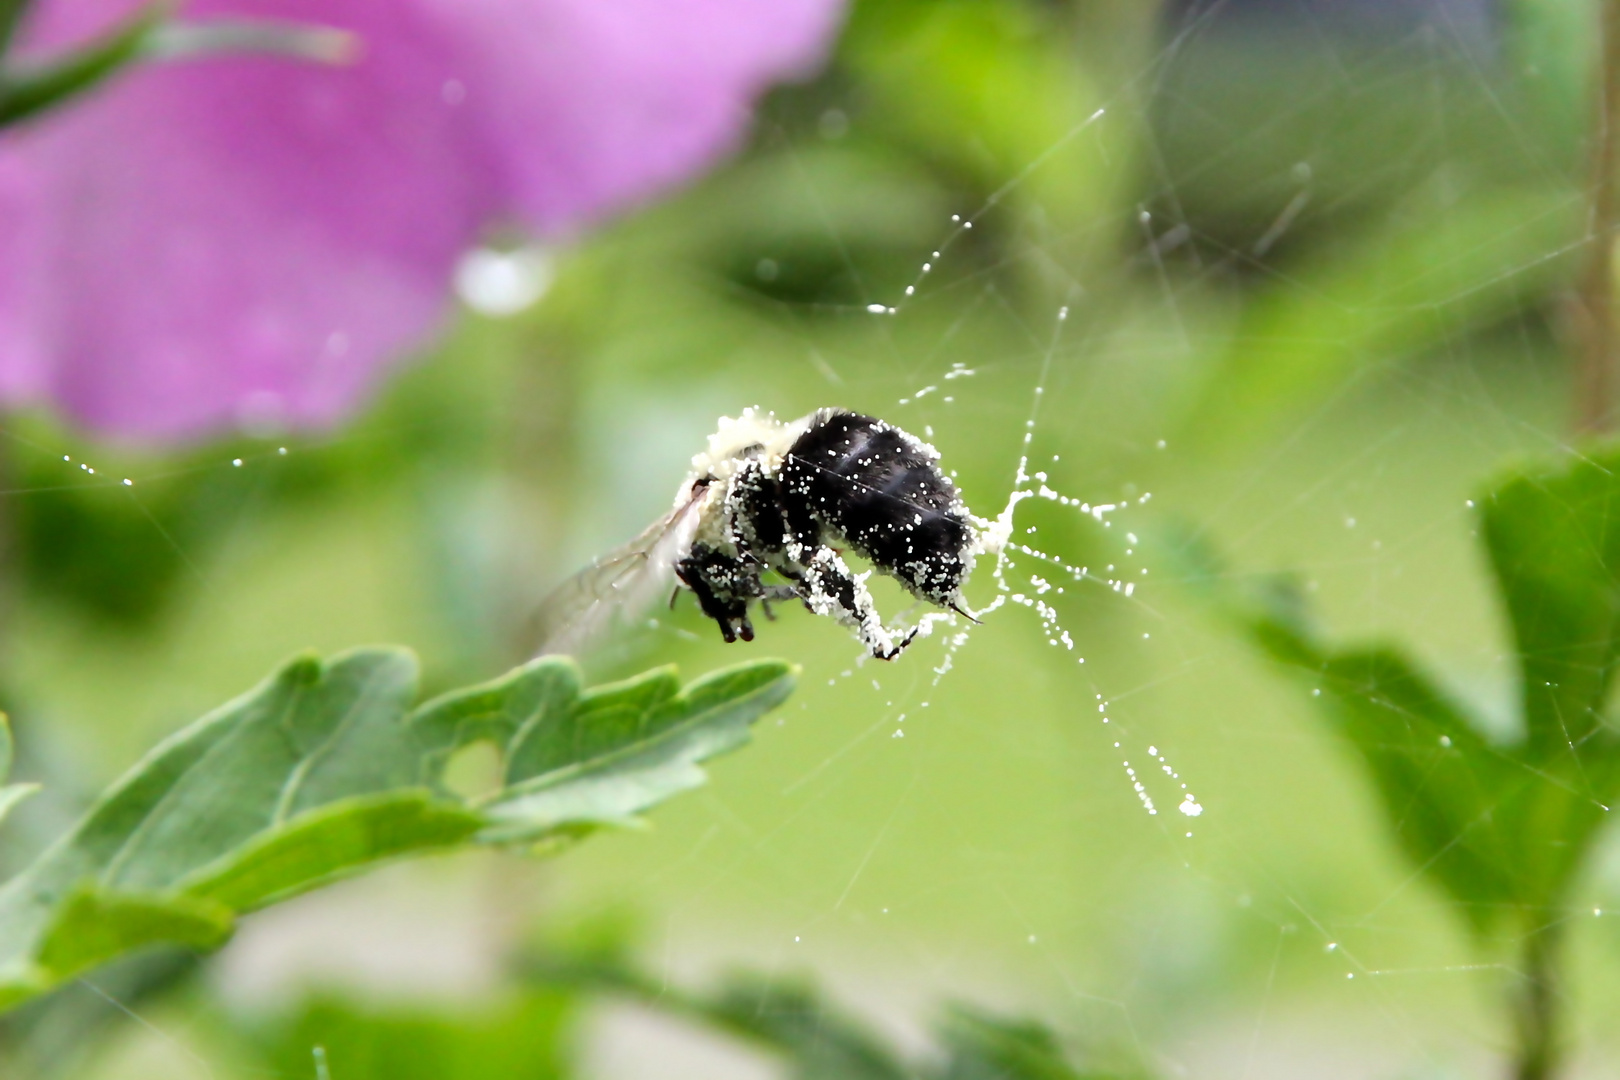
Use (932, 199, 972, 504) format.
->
(0, 0, 845, 441)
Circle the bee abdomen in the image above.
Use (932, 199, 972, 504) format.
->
(780, 410, 973, 603)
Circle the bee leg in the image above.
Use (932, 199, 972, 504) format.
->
(877, 624, 921, 660)
(794, 543, 909, 659)
(677, 552, 742, 643)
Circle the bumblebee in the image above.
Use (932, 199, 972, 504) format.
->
(537, 408, 995, 660)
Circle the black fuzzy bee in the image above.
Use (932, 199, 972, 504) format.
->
(535, 408, 997, 660)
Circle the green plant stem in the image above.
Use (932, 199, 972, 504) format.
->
(1511, 917, 1564, 1080)
(1577, 0, 1620, 433)
(0, 6, 160, 129)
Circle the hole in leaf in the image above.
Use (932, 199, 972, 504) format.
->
(442, 740, 502, 801)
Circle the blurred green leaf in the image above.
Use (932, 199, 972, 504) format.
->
(712, 976, 911, 1080)
(250, 989, 573, 1080)
(0, 783, 38, 833)
(1182, 188, 1581, 456)
(936, 1004, 1115, 1080)
(0, 716, 37, 832)
(1230, 574, 1522, 931)
(847, 0, 1106, 227)
(1475, 450, 1620, 904)
(0, 649, 795, 1012)
(530, 946, 1144, 1080)
(1481, 453, 1620, 759)
(1200, 443, 1620, 930)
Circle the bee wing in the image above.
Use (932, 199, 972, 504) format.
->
(531, 486, 707, 657)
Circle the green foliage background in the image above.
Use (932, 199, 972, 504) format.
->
(6, 0, 1620, 1077)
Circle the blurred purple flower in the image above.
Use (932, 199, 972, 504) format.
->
(0, 0, 844, 441)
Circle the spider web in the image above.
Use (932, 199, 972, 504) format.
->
(8, 3, 1619, 1079)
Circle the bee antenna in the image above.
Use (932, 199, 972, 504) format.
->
(949, 602, 982, 625)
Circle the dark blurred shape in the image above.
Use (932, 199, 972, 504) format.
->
(1148, 0, 1521, 264)
(1163, 0, 1496, 45)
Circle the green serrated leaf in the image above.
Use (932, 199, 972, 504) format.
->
(0, 649, 795, 1013)
(30, 886, 232, 990)
(181, 792, 483, 912)
(480, 659, 796, 844)
(503, 663, 679, 784)
(408, 656, 581, 787)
